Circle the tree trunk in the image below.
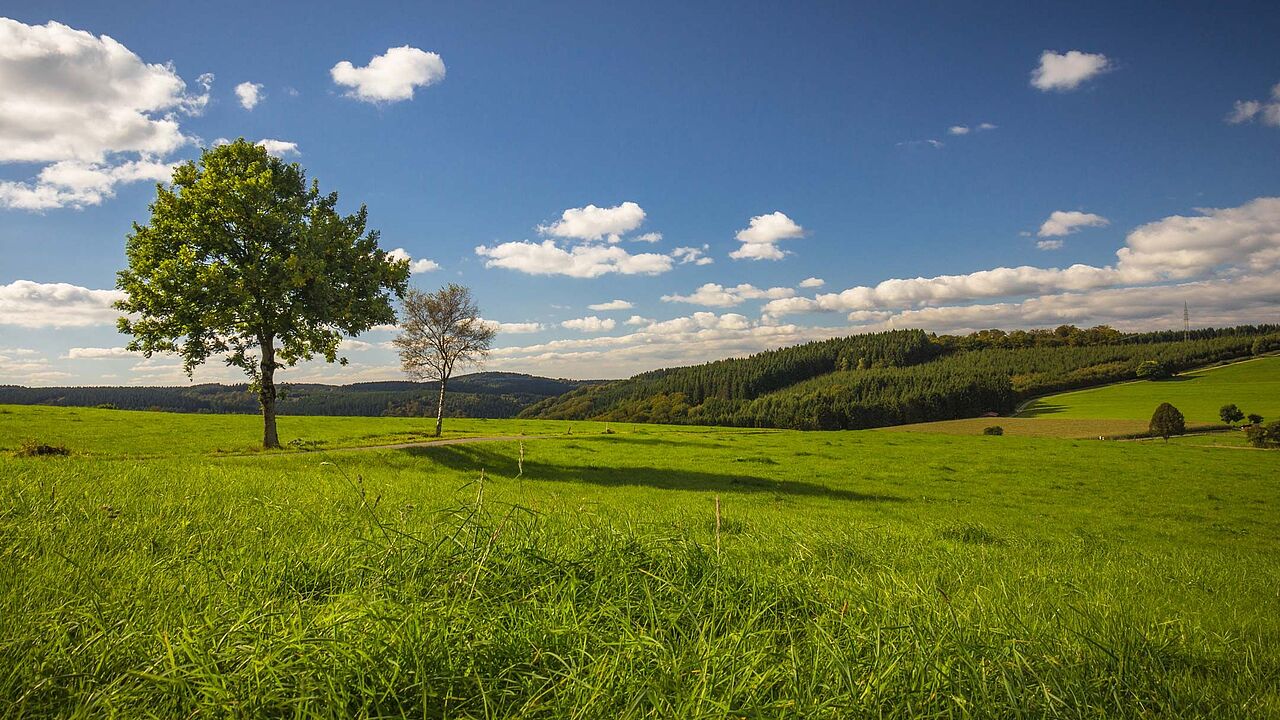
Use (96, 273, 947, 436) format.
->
(260, 338, 281, 449)
(434, 375, 448, 437)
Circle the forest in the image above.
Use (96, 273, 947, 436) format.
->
(520, 325, 1280, 430)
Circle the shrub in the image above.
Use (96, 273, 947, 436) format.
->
(1220, 404, 1245, 425)
(1248, 413, 1264, 425)
(1135, 359, 1171, 380)
(1149, 403, 1186, 441)
(94, 403, 119, 410)
(982, 426, 1004, 436)
(1245, 421, 1280, 449)
(14, 440, 70, 457)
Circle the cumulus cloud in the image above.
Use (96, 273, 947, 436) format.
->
(799, 277, 825, 288)
(1036, 239, 1064, 251)
(235, 81, 263, 110)
(0, 18, 210, 210)
(475, 240, 673, 278)
(0, 159, 175, 210)
(387, 247, 440, 274)
(1038, 210, 1109, 237)
(1225, 83, 1280, 127)
(764, 196, 1280, 318)
(672, 246, 714, 265)
(561, 316, 616, 333)
(1031, 50, 1112, 92)
(538, 202, 646, 243)
(330, 46, 445, 103)
(731, 211, 805, 260)
(256, 139, 300, 157)
(588, 299, 634, 311)
(481, 320, 543, 334)
(662, 282, 796, 308)
(634, 232, 663, 243)
(0, 280, 125, 328)
(486, 312, 844, 379)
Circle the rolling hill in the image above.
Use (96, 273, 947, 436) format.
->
(0, 372, 596, 418)
(521, 325, 1280, 430)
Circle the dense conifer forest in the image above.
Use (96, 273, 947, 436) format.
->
(520, 325, 1280, 429)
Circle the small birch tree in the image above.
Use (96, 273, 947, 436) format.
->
(394, 284, 496, 436)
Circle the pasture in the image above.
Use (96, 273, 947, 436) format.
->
(1, 404, 1278, 717)
(1018, 355, 1280, 426)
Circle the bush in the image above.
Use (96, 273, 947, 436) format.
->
(1135, 360, 1171, 380)
(94, 403, 119, 410)
(1247, 413, 1264, 425)
(1220, 404, 1245, 425)
(1245, 421, 1280, 449)
(982, 426, 1004, 436)
(14, 440, 70, 457)
(1149, 403, 1186, 441)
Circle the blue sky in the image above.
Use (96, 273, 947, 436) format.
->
(1, 1, 1278, 384)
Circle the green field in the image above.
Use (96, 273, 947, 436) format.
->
(2, 404, 1278, 717)
(1018, 355, 1280, 426)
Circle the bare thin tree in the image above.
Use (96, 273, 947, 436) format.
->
(393, 284, 496, 437)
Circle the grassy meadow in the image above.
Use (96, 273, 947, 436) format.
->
(1, 402, 1278, 717)
(1018, 355, 1280, 426)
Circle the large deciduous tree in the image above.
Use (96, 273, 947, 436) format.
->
(394, 284, 496, 437)
(116, 139, 410, 449)
(1149, 402, 1186, 442)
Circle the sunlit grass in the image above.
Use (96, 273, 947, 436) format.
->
(1, 408, 1278, 716)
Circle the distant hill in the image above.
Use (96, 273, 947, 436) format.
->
(0, 372, 598, 418)
(520, 325, 1280, 430)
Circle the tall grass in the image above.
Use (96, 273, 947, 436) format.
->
(1, 423, 1278, 716)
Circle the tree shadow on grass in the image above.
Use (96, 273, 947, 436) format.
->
(1019, 403, 1067, 418)
(400, 443, 904, 503)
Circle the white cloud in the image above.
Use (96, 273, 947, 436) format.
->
(731, 211, 805, 260)
(235, 81, 263, 110)
(1225, 83, 1280, 127)
(481, 320, 543, 334)
(634, 232, 663, 243)
(475, 240, 674, 277)
(845, 273, 1280, 335)
(330, 46, 446, 103)
(1036, 239, 1064, 250)
(538, 202, 646, 243)
(256, 139, 300, 157)
(65, 347, 134, 359)
(0, 280, 124, 328)
(387, 247, 440, 274)
(764, 196, 1280, 318)
(624, 315, 652, 326)
(487, 313, 843, 379)
(338, 339, 374, 352)
(672, 246, 714, 265)
(1031, 50, 1112, 91)
(561, 316, 616, 333)
(662, 282, 796, 308)
(1038, 210, 1109, 237)
(588, 299, 634, 311)
(799, 277, 825, 288)
(0, 18, 209, 210)
(0, 159, 175, 210)
(948, 123, 997, 136)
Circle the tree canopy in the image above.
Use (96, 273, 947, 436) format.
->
(115, 139, 409, 447)
(1149, 402, 1186, 441)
